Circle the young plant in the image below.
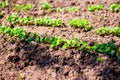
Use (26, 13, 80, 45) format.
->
(0, 1, 9, 7)
(19, 16, 34, 25)
(15, 4, 24, 11)
(6, 13, 19, 24)
(110, 3, 120, 12)
(62, 38, 78, 49)
(66, 6, 80, 12)
(88, 5, 105, 12)
(0, 25, 27, 40)
(40, 2, 54, 11)
(95, 27, 108, 35)
(56, 7, 64, 12)
(15, 3, 34, 11)
(34, 17, 63, 27)
(97, 57, 104, 62)
(77, 41, 87, 50)
(49, 36, 64, 49)
(113, 27, 120, 36)
(0, 25, 8, 33)
(96, 27, 120, 36)
(86, 43, 99, 51)
(69, 19, 92, 31)
(6, 13, 34, 25)
(0, 11, 3, 17)
(95, 42, 117, 56)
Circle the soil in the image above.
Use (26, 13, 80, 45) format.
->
(0, 0, 120, 80)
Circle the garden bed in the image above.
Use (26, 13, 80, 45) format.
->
(0, 0, 120, 80)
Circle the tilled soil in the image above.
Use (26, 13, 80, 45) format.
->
(0, 0, 120, 80)
(1, 34, 120, 80)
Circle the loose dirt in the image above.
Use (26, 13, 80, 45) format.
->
(0, 0, 120, 80)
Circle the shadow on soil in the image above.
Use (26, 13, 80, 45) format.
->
(8, 41, 120, 80)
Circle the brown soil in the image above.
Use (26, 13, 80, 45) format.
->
(0, 0, 120, 80)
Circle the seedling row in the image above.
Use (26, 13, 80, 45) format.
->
(6, 13, 120, 37)
(6, 13, 92, 30)
(1, 1, 120, 12)
(0, 25, 120, 60)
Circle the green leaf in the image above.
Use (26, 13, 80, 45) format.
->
(25, 37, 32, 43)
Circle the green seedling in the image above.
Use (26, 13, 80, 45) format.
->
(12, 27, 27, 40)
(34, 17, 63, 27)
(62, 38, 78, 49)
(15, 3, 34, 11)
(97, 57, 104, 62)
(15, 4, 23, 11)
(86, 43, 99, 51)
(0, 25, 27, 40)
(69, 19, 92, 31)
(95, 42, 116, 56)
(96, 26, 120, 37)
(7, 14, 63, 27)
(0, 11, 3, 17)
(113, 27, 120, 36)
(40, 2, 53, 11)
(50, 36, 63, 49)
(25, 37, 32, 43)
(19, 16, 34, 25)
(35, 35, 40, 43)
(6, 13, 19, 24)
(6, 13, 34, 25)
(96, 27, 107, 35)
(56, 7, 64, 12)
(66, 6, 80, 12)
(0, 1, 9, 7)
(110, 3, 120, 12)
(77, 41, 87, 50)
(0, 25, 7, 33)
(88, 5, 105, 12)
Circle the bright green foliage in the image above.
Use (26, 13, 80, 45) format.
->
(0, 1, 9, 7)
(113, 27, 120, 36)
(6, 13, 19, 24)
(19, 16, 34, 25)
(62, 38, 78, 49)
(77, 41, 87, 50)
(96, 27, 120, 36)
(7, 14, 63, 27)
(0, 11, 3, 17)
(0, 25, 8, 33)
(88, 5, 105, 12)
(110, 3, 120, 12)
(34, 17, 63, 27)
(0, 25, 27, 40)
(6, 13, 34, 25)
(96, 27, 108, 35)
(35, 34, 40, 43)
(69, 19, 92, 31)
(97, 58, 104, 62)
(15, 3, 34, 11)
(66, 6, 80, 12)
(12, 27, 27, 40)
(56, 7, 64, 12)
(40, 2, 53, 11)
(49, 36, 64, 48)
